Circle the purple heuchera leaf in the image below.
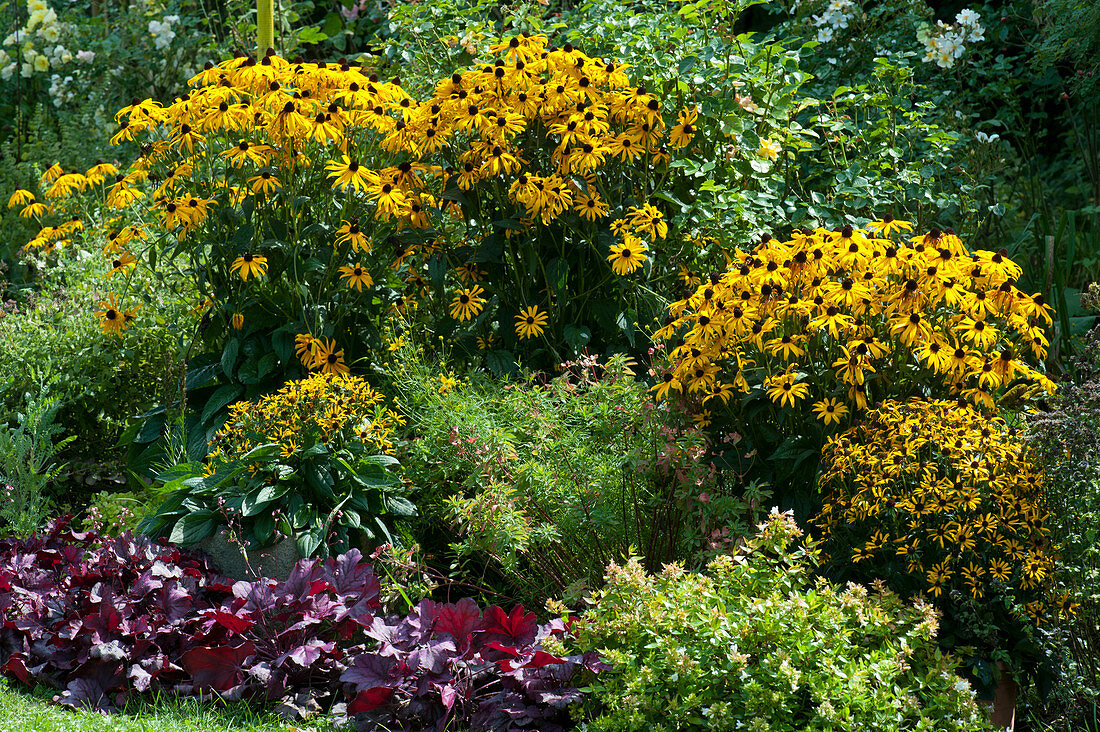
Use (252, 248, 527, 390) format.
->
(341, 653, 399, 689)
(181, 643, 256, 691)
(435, 598, 482, 650)
(478, 605, 538, 647)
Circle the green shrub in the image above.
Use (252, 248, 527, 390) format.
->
(1024, 320, 1100, 728)
(0, 232, 188, 470)
(565, 510, 995, 732)
(0, 381, 74, 537)
(386, 343, 767, 606)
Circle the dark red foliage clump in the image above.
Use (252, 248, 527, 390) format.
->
(0, 518, 602, 729)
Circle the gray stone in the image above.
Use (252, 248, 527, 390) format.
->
(195, 531, 301, 581)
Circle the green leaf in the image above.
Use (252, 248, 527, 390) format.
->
(186, 362, 220, 390)
(545, 258, 569, 296)
(322, 11, 343, 36)
(217, 339, 237, 378)
(384, 495, 417, 517)
(486, 350, 516, 376)
(297, 26, 330, 44)
(201, 384, 243, 425)
(563, 324, 591, 352)
(297, 527, 323, 558)
(302, 442, 329, 458)
(134, 412, 166, 445)
(169, 510, 217, 545)
(242, 483, 288, 516)
(253, 513, 275, 544)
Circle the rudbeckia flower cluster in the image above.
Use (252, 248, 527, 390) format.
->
(651, 221, 1055, 416)
(814, 399, 1074, 623)
(207, 371, 402, 466)
(46, 32, 705, 364)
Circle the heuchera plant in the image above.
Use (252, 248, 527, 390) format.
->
(0, 518, 600, 729)
(342, 599, 606, 731)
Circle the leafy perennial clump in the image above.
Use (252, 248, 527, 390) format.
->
(566, 510, 994, 732)
(140, 372, 412, 557)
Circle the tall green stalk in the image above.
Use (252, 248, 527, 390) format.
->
(258, 0, 274, 57)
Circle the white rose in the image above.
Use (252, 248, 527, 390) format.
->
(21, 61, 33, 77)
(956, 9, 980, 26)
(40, 26, 60, 43)
(59, 48, 71, 63)
(33, 53, 49, 72)
(76, 49, 94, 63)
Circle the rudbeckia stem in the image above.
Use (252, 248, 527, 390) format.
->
(258, 0, 274, 57)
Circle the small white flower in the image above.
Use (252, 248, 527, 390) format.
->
(76, 49, 95, 63)
(816, 26, 835, 43)
(956, 9, 980, 26)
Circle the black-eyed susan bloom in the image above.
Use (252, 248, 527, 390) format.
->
(7, 189, 34, 208)
(812, 398, 848, 426)
(311, 337, 350, 374)
(230, 253, 269, 281)
(325, 155, 374, 192)
(668, 106, 697, 149)
(20, 201, 48, 218)
(105, 251, 136, 279)
(294, 333, 316, 367)
(339, 264, 374, 292)
(514, 305, 548, 340)
(450, 285, 487, 321)
(627, 203, 668, 240)
(574, 192, 608, 221)
(247, 171, 281, 196)
(866, 214, 913, 237)
(94, 294, 137, 337)
(649, 371, 683, 401)
(607, 237, 648, 275)
(335, 220, 370, 252)
(765, 371, 810, 408)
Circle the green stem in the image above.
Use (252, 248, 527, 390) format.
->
(257, 0, 274, 57)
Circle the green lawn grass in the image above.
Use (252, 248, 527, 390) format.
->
(0, 682, 342, 732)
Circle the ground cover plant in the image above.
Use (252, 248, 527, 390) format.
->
(0, 517, 598, 729)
